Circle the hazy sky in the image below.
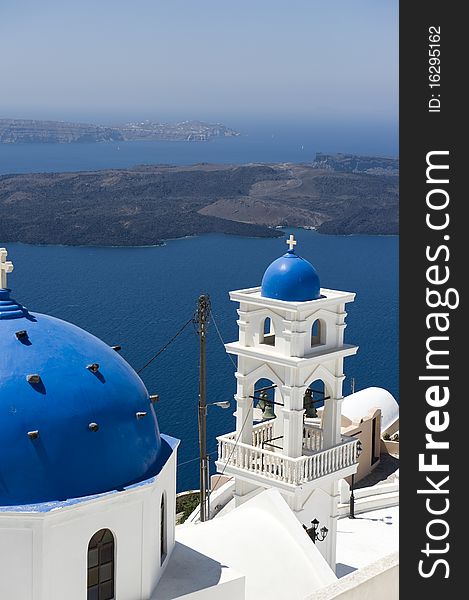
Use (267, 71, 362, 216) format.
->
(0, 0, 398, 124)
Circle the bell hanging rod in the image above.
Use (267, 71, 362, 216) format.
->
(249, 395, 284, 407)
(253, 384, 278, 393)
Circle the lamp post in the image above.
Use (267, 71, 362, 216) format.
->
(349, 473, 356, 519)
(303, 518, 329, 544)
(349, 438, 363, 519)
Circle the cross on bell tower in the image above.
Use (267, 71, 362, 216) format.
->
(286, 234, 297, 252)
(0, 248, 14, 290)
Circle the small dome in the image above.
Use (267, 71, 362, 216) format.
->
(0, 288, 163, 506)
(261, 247, 321, 302)
(341, 387, 399, 432)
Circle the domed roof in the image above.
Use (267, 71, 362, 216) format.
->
(341, 387, 399, 432)
(0, 282, 163, 507)
(261, 235, 321, 302)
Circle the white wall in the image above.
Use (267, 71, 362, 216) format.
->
(307, 552, 399, 600)
(0, 442, 178, 600)
(0, 528, 33, 600)
(155, 577, 245, 600)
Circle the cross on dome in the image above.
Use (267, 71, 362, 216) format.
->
(0, 248, 14, 289)
(286, 234, 297, 252)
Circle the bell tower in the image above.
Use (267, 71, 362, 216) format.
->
(216, 235, 360, 568)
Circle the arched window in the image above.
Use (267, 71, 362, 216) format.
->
(87, 529, 115, 600)
(311, 319, 325, 347)
(261, 317, 275, 346)
(160, 494, 167, 565)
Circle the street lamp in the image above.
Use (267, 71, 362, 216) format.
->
(303, 518, 329, 544)
(209, 401, 231, 409)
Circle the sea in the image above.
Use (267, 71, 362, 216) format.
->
(1, 125, 398, 492)
(0, 118, 398, 175)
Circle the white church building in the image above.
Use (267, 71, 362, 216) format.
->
(0, 240, 398, 600)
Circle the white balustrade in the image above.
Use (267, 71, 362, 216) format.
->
(303, 424, 323, 452)
(251, 420, 274, 448)
(217, 431, 359, 486)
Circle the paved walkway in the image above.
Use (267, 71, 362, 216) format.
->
(335, 506, 399, 577)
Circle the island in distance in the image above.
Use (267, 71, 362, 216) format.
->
(0, 154, 398, 246)
(0, 118, 239, 144)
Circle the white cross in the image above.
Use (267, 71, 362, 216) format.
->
(286, 234, 297, 252)
(0, 248, 14, 289)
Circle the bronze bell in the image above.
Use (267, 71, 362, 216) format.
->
(258, 390, 276, 420)
(303, 388, 318, 418)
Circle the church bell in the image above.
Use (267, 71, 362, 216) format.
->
(258, 390, 276, 420)
(303, 388, 318, 418)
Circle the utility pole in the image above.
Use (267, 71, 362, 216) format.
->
(195, 294, 211, 522)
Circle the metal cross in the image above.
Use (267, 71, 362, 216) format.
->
(286, 234, 297, 251)
(0, 248, 14, 289)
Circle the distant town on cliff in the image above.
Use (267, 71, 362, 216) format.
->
(0, 118, 240, 144)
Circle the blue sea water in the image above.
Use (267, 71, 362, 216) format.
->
(0, 119, 398, 175)
(7, 229, 398, 491)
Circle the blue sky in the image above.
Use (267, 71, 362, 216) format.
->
(0, 0, 398, 124)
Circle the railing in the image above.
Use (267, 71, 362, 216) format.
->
(249, 420, 323, 452)
(252, 420, 275, 447)
(303, 424, 323, 452)
(217, 431, 359, 487)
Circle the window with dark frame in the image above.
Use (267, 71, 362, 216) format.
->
(87, 529, 115, 600)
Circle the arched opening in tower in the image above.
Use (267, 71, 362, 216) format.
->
(260, 316, 275, 346)
(303, 379, 329, 419)
(311, 318, 326, 347)
(252, 378, 277, 423)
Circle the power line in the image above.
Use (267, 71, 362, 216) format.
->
(206, 399, 253, 503)
(177, 450, 217, 468)
(210, 309, 237, 369)
(208, 307, 251, 501)
(189, 407, 253, 522)
(136, 317, 193, 374)
(136, 305, 245, 518)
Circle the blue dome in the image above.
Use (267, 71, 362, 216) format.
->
(0, 288, 163, 506)
(261, 249, 321, 302)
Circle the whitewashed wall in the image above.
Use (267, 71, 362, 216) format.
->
(0, 441, 177, 600)
(307, 552, 399, 600)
